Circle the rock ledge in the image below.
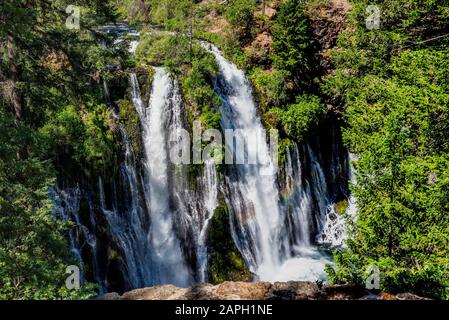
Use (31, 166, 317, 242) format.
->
(97, 281, 428, 300)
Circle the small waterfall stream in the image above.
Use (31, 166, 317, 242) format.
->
(197, 159, 218, 282)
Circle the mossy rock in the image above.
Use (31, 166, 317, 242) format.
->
(117, 99, 142, 159)
(335, 199, 349, 215)
(135, 66, 155, 100)
(207, 204, 252, 284)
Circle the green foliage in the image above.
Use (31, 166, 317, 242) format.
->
(118, 99, 142, 157)
(272, 95, 325, 142)
(0, 109, 97, 299)
(0, 0, 123, 299)
(271, 0, 317, 90)
(224, 0, 256, 42)
(136, 32, 191, 72)
(41, 103, 118, 173)
(335, 199, 349, 215)
(325, 3, 449, 297)
(181, 54, 221, 129)
(137, 32, 222, 129)
(207, 204, 252, 284)
(249, 68, 288, 109)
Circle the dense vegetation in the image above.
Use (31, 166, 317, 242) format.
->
(324, 0, 449, 299)
(0, 0, 124, 298)
(1, 0, 449, 299)
(207, 205, 252, 284)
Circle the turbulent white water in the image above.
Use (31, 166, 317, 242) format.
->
(132, 68, 192, 287)
(203, 42, 287, 280)
(202, 43, 352, 282)
(316, 152, 358, 247)
(52, 187, 106, 293)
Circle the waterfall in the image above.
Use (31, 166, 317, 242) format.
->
(282, 143, 313, 247)
(203, 43, 344, 282)
(203, 42, 289, 280)
(346, 153, 358, 219)
(52, 187, 106, 293)
(59, 28, 351, 290)
(97, 126, 153, 289)
(131, 68, 192, 287)
(197, 158, 218, 282)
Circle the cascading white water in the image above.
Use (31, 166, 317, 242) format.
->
(203, 42, 289, 280)
(203, 43, 344, 282)
(275, 143, 333, 281)
(315, 151, 357, 248)
(61, 28, 352, 290)
(97, 140, 153, 289)
(52, 187, 106, 292)
(306, 143, 346, 248)
(346, 153, 358, 219)
(51, 188, 85, 279)
(132, 68, 192, 287)
(282, 143, 313, 247)
(197, 158, 218, 282)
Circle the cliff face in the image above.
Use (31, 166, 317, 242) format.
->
(308, 0, 352, 71)
(98, 281, 428, 300)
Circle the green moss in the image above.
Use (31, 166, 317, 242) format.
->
(335, 199, 349, 215)
(108, 248, 122, 262)
(117, 99, 141, 158)
(136, 66, 156, 99)
(271, 94, 326, 143)
(207, 204, 252, 284)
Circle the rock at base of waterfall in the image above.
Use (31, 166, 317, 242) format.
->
(96, 281, 430, 300)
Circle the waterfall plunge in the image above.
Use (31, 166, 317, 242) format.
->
(203, 42, 335, 282)
(131, 68, 192, 287)
(204, 43, 290, 280)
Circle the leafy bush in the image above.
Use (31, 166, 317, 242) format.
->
(273, 95, 325, 142)
(0, 110, 97, 299)
(224, 0, 256, 42)
(207, 205, 251, 284)
(41, 103, 118, 173)
(249, 68, 288, 109)
(326, 48, 449, 299)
